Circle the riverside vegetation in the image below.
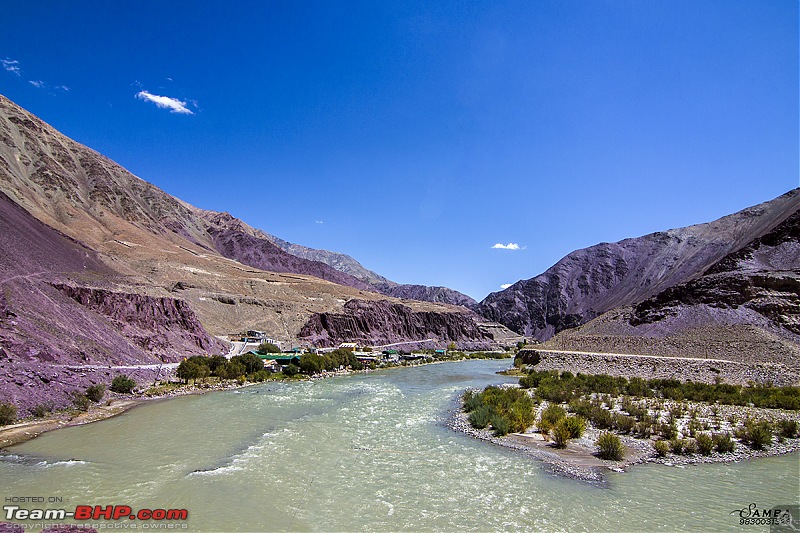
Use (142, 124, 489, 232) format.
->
(0, 348, 512, 427)
(461, 368, 800, 464)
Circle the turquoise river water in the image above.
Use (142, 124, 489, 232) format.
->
(0, 359, 798, 532)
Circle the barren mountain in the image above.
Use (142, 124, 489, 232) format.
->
(540, 208, 800, 371)
(480, 189, 800, 340)
(263, 232, 479, 308)
(0, 93, 515, 414)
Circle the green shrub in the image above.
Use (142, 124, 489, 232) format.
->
(219, 361, 246, 380)
(696, 433, 714, 455)
(713, 432, 735, 453)
(0, 402, 17, 425)
(110, 375, 136, 393)
(463, 394, 483, 413)
(653, 440, 670, 457)
(613, 414, 636, 434)
(669, 438, 686, 455)
(468, 406, 493, 429)
(591, 408, 614, 430)
(777, 419, 799, 439)
(596, 432, 625, 461)
(231, 353, 266, 374)
(659, 422, 678, 440)
(491, 415, 511, 436)
(85, 384, 105, 403)
(551, 419, 573, 448)
(283, 364, 300, 377)
(747, 422, 772, 450)
(31, 404, 50, 418)
(70, 390, 90, 412)
(540, 404, 566, 427)
(562, 415, 586, 439)
(683, 439, 698, 455)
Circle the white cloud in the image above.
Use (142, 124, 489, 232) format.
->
(1, 58, 20, 75)
(491, 242, 522, 250)
(28, 80, 45, 88)
(315, 220, 324, 224)
(135, 90, 194, 114)
(500, 283, 512, 289)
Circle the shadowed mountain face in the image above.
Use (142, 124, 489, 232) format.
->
(479, 189, 800, 340)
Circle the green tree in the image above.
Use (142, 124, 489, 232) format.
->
(110, 375, 136, 394)
(283, 364, 300, 377)
(0, 402, 17, 425)
(232, 353, 265, 374)
(177, 360, 205, 384)
(219, 361, 246, 380)
(299, 353, 325, 375)
(257, 342, 281, 354)
(206, 355, 229, 375)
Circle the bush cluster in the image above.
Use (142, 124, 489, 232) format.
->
(463, 386, 537, 436)
(596, 432, 625, 460)
(110, 375, 136, 394)
(0, 402, 17, 425)
(520, 370, 800, 410)
(85, 384, 105, 403)
(734, 420, 773, 450)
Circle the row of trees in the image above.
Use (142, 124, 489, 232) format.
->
(299, 349, 363, 375)
(176, 354, 269, 383)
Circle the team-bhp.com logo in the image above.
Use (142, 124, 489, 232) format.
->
(4, 504, 188, 522)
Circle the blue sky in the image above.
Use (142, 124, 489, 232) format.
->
(1, 1, 797, 300)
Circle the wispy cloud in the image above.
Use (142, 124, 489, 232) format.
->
(28, 80, 45, 88)
(500, 283, 512, 289)
(135, 90, 194, 114)
(1, 58, 21, 75)
(491, 242, 523, 250)
(315, 220, 324, 224)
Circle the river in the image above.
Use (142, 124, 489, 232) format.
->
(1, 359, 797, 532)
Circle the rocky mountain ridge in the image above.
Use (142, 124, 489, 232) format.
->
(0, 93, 516, 414)
(480, 189, 800, 341)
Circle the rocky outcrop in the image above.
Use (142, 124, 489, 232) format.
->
(479, 189, 800, 339)
(52, 284, 223, 354)
(298, 299, 494, 348)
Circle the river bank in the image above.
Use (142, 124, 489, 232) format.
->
(0, 379, 255, 449)
(0, 354, 513, 449)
